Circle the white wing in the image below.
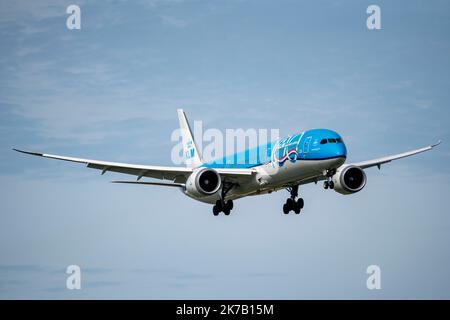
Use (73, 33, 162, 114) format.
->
(13, 149, 254, 184)
(351, 140, 441, 170)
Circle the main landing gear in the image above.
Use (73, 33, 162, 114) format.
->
(323, 169, 336, 190)
(212, 183, 234, 216)
(283, 185, 304, 214)
(213, 199, 233, 216)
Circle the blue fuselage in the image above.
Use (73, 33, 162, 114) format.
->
(203, 129, 347, 169)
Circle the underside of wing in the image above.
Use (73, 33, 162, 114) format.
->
(111, 180, 185, 187)
(350, 140, 441, 170)
(13, 148, 193, 182)
(13, 148, 257, 186)
(214, 167, 255, 185)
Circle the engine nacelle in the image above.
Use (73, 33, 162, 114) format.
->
(332, 165, 367, 195)
(185, 168, 221, 198)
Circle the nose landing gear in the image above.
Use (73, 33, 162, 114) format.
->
(323, 180, 334, 189)
(283, 185, 304, 215)
(323, 169, 336, 190)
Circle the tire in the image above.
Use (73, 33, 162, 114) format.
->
(286, 198, 294, 206)
(223, 207, 231, 215)
(329, 181, 335, 189)
(212, 205, 220, 216)
(227, 200, 234, 210)
(294, 202, 300, 214)
(298, 198, 304, 209)
(323, 181, 329, 189)
(283, 203, 290, 214)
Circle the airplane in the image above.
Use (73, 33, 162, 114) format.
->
(14, 109, 441, 216)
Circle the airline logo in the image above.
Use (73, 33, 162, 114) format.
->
(272, 134, 302, 166)
(185, 140, 195, 160)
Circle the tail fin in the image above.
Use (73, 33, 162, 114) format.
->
(177, 109, 203, 168)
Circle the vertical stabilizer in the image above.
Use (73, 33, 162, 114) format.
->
(177, 109, 203, 168)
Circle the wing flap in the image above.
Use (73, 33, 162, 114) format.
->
(215, 168, 255, 175)
(111, 180, 185, 187)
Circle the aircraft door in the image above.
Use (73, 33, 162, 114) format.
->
(302, 136, 312, 158)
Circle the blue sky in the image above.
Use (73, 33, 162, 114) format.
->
(0, 0, 449, 299)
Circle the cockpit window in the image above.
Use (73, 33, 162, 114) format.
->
(321, 137, 343, 144)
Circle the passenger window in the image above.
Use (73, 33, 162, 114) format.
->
(320, 139, 327, 144)
(328, 138, 336, 143)
(336, 138, 343, 143)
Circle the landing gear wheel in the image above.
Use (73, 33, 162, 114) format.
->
(213, 183, 235, 216)
(323, 169, 336, 190)
(283, 185, 304, 215)
(293, 202, 301, 214)
(213, 199, 234, 216)
(297, 198, 304, 209)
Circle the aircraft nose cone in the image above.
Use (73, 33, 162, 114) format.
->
(336, 142, 347, 158)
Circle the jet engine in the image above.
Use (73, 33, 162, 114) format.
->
(332, 165, 367, 195)
(185, 168, 222, 198)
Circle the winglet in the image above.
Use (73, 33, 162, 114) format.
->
(431, 140, 442, 148)
(13, 148, 44, 157)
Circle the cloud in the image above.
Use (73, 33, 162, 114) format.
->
(174, 273, 213, 280)
(0, 264, 45, 273)
(84, 280, 121, 288)
(246, 272, 285, 278)
(159, 14, 189, 28)
(0, 0, 90, 37)
(414, 99, 433, 110)
(140, 0, 188, 8)
(0, 1, 65, 23)
(0, 279, 25, 287)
